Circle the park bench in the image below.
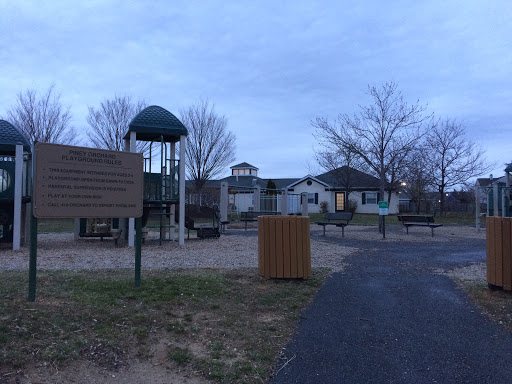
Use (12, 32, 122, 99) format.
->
(316, 212, 353, 237)
(396, 214, 443, 237)
(185, 217, 220, 239)
(240, 211, 281, 231)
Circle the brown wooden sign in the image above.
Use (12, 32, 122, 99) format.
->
(33, 143, 143, 218)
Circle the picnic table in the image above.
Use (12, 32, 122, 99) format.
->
(185, 217, 220, 239)
(396, 214, 443, 237)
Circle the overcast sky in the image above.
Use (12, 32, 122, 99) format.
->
(1, 1, 511, 183)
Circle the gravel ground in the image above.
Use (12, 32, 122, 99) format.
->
(0, 224, 485, 277)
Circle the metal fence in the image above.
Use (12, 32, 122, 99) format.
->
(227, 186, 302, 218)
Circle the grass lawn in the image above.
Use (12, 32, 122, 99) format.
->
(308, 212, 477, 227)
(0, 268, 328, 383)
(37, 212, 478, 235)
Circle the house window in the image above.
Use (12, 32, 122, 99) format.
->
(363, 191, 378, 205)
(233, 169, 250, 175)
(308, 193, 318, 205)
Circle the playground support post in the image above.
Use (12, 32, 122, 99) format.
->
(220, 182, 229, 222)
(128, 131, 137, 247)
(179, 135, 186, 245)
(13, 144, 23, 250)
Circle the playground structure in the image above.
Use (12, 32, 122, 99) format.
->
(123, 105, 187, 246)
(0, 120, 31, 250)
(475, 163, 512, 230)
(1, 105, 189, 250)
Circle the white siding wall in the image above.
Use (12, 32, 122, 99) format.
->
(351, 191, 400, 214)
(290, 179, 401, 215)
(290, 180, 330, 213)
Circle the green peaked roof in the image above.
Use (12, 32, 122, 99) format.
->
(124, 105, 188, 143)
(0, 120, 31, 154)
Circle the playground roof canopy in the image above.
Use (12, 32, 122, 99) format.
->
(0, 119, 31, 154)
(124, 105, 188, 143)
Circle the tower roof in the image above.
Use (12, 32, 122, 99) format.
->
(0, 120, 31, 154)
(124, 105, 188, 143)
(230, 162, 258, 170)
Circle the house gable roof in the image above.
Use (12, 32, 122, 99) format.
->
(316, 166, 380, 189)
(476, 176, 506, 187)
(287, 175, 330, 188)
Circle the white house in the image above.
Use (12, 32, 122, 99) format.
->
(206, 163, 400, 215)
(287, 167, 399, 214)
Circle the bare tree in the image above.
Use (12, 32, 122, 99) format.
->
(400, 148, 434, 213)
(314, 82, 431, 199)
(4, 84, 76, 145)
(313, 82, 431, 228)
(87, 95, 146, 151)
(180, 99, 236, 206)
(314, 142, 369, 205)
(424, 118, 493, 214)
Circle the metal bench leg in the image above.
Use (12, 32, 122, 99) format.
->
(406, 226, 409, 234)
(245, 221, 248, 231)
(323, 226, 326, 236)
(342, 226, 345, 238)
(431, 227, 434, 237)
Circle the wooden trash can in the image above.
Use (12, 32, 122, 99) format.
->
(258, 215, 311, 279)
(487, 217, 512, 290)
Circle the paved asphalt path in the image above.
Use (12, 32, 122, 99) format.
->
(270, 226, 512, 384)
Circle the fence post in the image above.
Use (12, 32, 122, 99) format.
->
(301, 192, 308, 216)
(220, 182, 229, 222)
(254, 185, 261, 212)
(476, 186, 480, 231)
(281, 188, 288, 215)
(494, 183, 499, 217)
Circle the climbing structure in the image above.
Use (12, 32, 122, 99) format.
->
(123, 106, 188, 245)
(0, 120, 31, 249)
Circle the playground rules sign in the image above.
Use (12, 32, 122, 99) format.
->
(33, 143, 143, 218)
